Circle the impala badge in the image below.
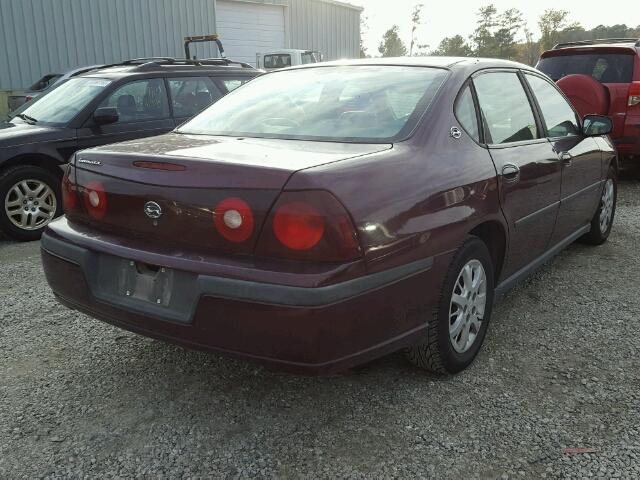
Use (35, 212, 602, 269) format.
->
(144, 201, 162, 219)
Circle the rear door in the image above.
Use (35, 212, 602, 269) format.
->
(523, 72, 603, 243)
(76, 78, 174, 150)
(473, 70, 561, 278)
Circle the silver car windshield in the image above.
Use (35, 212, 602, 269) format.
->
(178, 66, 448, 142)
(12, 77, 111, 126)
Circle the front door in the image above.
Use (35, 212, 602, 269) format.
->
(76, 78, 174, 151)
(473, 70, 561, 279)
(522, 73, 604, 244)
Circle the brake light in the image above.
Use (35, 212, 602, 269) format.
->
(214, 197, 254, 243)
(273, 201, 325, 250)
(629, 82, 640, 107)
(61, 168, 78, 212)
(82, 181, 107, 220)
(256, 190, 361, 262)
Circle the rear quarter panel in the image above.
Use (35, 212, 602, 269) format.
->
(285, 77, 506, 276)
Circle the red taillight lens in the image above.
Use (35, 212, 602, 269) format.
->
(629, 82, 640, 107)
(273, 201, 325, 250)
(82, 181, 107, 220)
(61, 168, 78, 212)
(256, 190, 361, 262)
(214, 197, 254, 243)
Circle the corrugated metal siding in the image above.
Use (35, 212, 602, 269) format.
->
(220, 0, 361, 61)
(0, 0, 360, 90)
(0, 0, 218, 89)
(285, 0, 360, 60)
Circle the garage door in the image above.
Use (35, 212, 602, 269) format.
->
(216, 0, 286, 66)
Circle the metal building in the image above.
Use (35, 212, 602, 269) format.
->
(0, 0, 362, 90)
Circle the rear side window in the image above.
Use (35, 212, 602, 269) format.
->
(525, 74, 579, 138)
(537, 53, 634, 83)
(221, 78, 251, 92)
(454, 85, 480, 142)
(168, 77, 223, 118)
(474, 72, 538, 144)
(100, 79, 169, 123)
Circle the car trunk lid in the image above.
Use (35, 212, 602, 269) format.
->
(69, 133, 389, 256)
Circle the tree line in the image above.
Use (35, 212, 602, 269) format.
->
(367, 5, 640, 66)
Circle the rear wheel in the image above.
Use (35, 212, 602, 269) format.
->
(0, 165, 62, 241)
(405, 237, 495, 374)
(581, 166, 617, 246)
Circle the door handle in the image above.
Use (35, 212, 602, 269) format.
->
(559, 151, 573, 166)
(502, 163, 520, 183)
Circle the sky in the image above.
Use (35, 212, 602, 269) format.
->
(349, 0, 640, 55)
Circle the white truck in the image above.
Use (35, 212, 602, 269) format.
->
(256, 49, 323, 70)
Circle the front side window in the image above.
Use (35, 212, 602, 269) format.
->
(525, 74, 579, 138)
(264, 54, 291, 69)
(178, 66, 448, 142)
(168, 77, 223, 118)
(301, 52, 316, 64)
(99, 79, 169, 123)
(474, 72, 538, 144)
(12, 77, 111, 126)
(455, 85, 480, 142)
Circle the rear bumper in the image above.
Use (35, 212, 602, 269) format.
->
(41, 227, 447, 373)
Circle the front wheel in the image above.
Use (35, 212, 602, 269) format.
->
(0, 165, 62, 242)
(581, 166, 617, 246)
(405, 237, 495, 374)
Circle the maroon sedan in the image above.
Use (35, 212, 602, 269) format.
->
(41, 57, 617, 374)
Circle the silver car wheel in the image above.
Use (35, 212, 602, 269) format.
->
(599, 179, 614, 234)
(449, 259, 487, 354)
(4, 179, 57, 231)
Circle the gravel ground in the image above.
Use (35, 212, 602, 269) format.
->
(1, 175, 639, 479)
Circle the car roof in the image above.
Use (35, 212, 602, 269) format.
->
(264, 49, 314, 54)
(74, 59, 260, 81)
(282, 56, 537, 73)
(541, 39, 640, 57)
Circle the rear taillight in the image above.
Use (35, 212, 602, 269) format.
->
(256, 190, 361, 262)
(61, 167, 78, 212)
(82, 181, 107, 220)
(629, 82, 640, 107)
(214, 197, 254, 243)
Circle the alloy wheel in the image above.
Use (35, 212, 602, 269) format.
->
(449, 259, 487, 354)
(4, 179, 57, 231)
(599, 179, 614, 234)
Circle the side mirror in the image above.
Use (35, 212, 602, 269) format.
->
(93, 107, 119, 126)
(582, 115, 612, 136)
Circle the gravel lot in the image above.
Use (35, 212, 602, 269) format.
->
(1, 175, 639, 479)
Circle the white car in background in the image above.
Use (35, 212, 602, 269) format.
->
(256, 49, 323, 70)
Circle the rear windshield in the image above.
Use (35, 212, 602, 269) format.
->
(177, 66, 448, 143)
(264, 54, 291, 69)
(538, 53, 634, 83)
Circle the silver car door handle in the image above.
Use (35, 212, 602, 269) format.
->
(502, 164, 520, 183)
(559, 151, 573, 165)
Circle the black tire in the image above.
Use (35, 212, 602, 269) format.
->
(405, 237, 495, 374)
(0, 165, 63, 242)
(581, 165, 617, 246)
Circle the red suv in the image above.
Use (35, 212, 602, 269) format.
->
(537, 38, 640, 164)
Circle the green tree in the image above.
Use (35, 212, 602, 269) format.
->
(409, 3, 425, 56)
(494, 8, 524, 59)
(360, 15, 369, 58)
(538, 9, 580, 50)
(470, 4, 499, 57)
(378, 25, 408, 57)
(432, 35, 473, 57)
